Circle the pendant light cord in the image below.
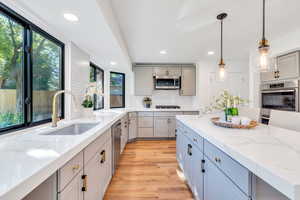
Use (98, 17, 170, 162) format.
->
(262, 0, 266, 40)
(221, 19, 223, 61)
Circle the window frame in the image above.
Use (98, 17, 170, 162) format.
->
(0, 3, 65, 134)
(90, 62, 104, 110)
(110, 71, 125, 109)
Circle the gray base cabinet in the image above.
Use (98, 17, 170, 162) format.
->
(204, 157, 248, 200)
(59, 171, 84, 200)
(176, 120, 253, 200)
(121, 114, 129, 152)
(128, 112, 138, 140)
(154, 117, 171, 137)
(23, 174, 57, 200)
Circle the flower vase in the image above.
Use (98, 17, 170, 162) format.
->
(82, 107, 93, 118)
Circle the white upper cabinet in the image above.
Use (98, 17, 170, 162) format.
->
(180, 65, 196, 96)
(261, 51, 300, 82)
(134, 67, 153, 96)
(277, 52, 300, 80)
(261, 71, 275, 82)
(153, 65, 181, 76)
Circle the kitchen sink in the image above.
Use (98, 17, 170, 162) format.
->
(43, 123, 98, 136)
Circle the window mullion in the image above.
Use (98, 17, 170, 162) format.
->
(24, 26, 33, 125)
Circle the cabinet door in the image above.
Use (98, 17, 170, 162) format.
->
(138, 117, 153, 128)
(190, 147, 204, 200)
(101, 139, 113, 196)
(59, 171, 83, 200)
(138, 127, 153, 137)
(167, 66, 182, 76)
(23, 174, 57, 200)
(134, 67, 153, 96)
(176, 131, 184, 169)
(181, 66, 196, 96)
(277, 52, 300, 80)
(168, 118, 176, 137)
(261, 71, 275, 82)
(128, 118, 137, 140)
(204, 157, 248, 200)
(84, 152, 103, 200)
(154, 117, 169, 137)
(153, 66, 168, 76)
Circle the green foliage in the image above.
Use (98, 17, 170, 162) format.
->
(0, 13, 62, 128)
(0, 112, 23, 128)
(211, 90, 249, 111)
(82, 95, 93, 108)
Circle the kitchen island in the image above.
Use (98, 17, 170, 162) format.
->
(176, 114, 300, 200)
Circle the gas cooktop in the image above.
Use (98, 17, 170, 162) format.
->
(155, 105, 181, 109)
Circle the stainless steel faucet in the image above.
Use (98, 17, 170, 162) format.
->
(52, 90, 76, 127)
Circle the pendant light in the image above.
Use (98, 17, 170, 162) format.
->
(258, 0, 270, 72)
(217, 13, 228, 80)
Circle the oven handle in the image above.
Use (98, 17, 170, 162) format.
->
(261, 89, 296, 94)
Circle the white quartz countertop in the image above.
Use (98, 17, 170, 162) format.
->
(0, 107, 199, 200)
(0, 110, 127, 200)
(176, 114, 300, 200)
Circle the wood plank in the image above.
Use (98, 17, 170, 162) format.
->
(104, 140, 194, 200)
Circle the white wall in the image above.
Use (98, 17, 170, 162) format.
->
(249, 28, 300, 108)
(195, 60, 249, 109)
(65, 43, 90, 120)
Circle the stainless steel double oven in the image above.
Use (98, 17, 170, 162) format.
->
(261, 80, 299, 124)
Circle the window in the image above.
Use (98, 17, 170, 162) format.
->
(110, 72, 125, 108)
(0, 3, 64, 133)
(90, 63, 104, 110)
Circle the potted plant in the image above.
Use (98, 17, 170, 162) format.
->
(210, 90, 248, 121)
(81, 83, 100, 118)
(143, 97, 152, 108)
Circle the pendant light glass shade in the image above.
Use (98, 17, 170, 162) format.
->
(219, 59, 226, 80)
(258, 0, 270, 72)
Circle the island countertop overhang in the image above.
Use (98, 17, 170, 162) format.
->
(176, 114, 300, 200)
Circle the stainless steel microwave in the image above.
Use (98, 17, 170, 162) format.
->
(154, 76, 181, 90)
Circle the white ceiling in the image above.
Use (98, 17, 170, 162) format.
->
(112, 0, 300, 63)
(14, 0, 131, 70)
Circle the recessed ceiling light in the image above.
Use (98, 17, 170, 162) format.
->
(160, 50, 167, 55)
(110, 61, 117, 65)
(208, 51, 215, 55)
(63, 13, 79, 22)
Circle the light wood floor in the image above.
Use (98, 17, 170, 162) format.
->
(104, 140, 194, 200)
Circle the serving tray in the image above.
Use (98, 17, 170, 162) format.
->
(211, 117, 258, 129)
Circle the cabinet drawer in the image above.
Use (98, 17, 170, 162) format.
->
(58, 169, 84, 200)
(138, 112, 154, 117)
(183, 111, 199, 115)
(154, 112, 183, 117)
(184, 127, 204, 152)
(58, 151, 84, 192)
(129, 112, 137, 118)
(204, 140, 252, 195)
(84, 129, 111, 165)
(138, 128, 153, 137)
(138, 117, 153, 127)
